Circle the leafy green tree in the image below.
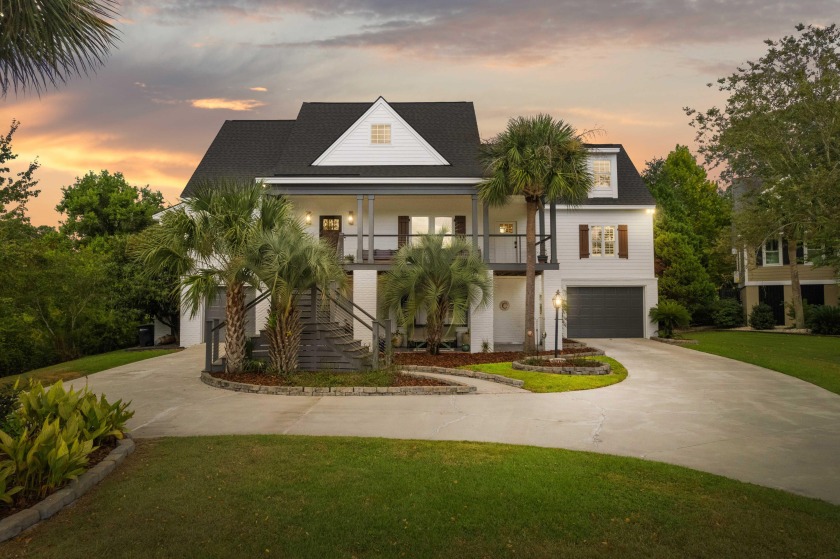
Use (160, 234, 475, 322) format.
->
(686, 24, 840, 327)
(248, 224, 347, 374)
(0, 0, 119, 96)
(655, 230, 717, 321)
(643, 145, 732, 286)
(133, 180, 291, 373)
(56, 170, 164, 240)
(0, 120, 39, 221)
(380, 233, 491, 355)
(478, 114, 593, 352)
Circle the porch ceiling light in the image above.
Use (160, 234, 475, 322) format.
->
(305, 211, 312, 225)
(348, 210, 354, 225)
(552, 290, 562, 310)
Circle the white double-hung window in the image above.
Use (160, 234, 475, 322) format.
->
(411, 216, 453, 245)
(763, 238, 781, 265)
(592, 159, 612, 189)
(591, 225, 616, 257)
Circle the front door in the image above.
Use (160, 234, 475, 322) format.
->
(319, 215, 342, 251)
(759, 285, 785, 325)
(493, 222, 518, 263)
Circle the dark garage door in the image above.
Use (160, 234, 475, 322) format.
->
(567, 287, 644, 338)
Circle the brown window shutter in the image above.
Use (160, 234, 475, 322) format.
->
(618, 225, 628, 259)
(398, 216, 410, 248)
(579, 224, 589, 258)
(454, 215, 466, 236)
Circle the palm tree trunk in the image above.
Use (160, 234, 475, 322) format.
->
(268, 299, 302, 374)
(524, 197, 539, 353)
(224, 282, 247, 373)
(787, 241, 805, 329)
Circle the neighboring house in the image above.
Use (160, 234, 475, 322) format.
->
(731, 180, 839, 326)
(173, 97, 658, 352)
(734, 240, 839, 326)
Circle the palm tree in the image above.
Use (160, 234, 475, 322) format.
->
(133, 179, 291, 373)
(380, 232, 491, 355)
(478, 114, 593, 353)
(248, 224, 347, 374)
(1, 0, 119, 96)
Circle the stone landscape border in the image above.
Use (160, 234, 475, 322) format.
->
(201, 371, 477, 395)
(511, 359, 611, 375)
(0, 437, 136, 543)
(650, 336, 699, 345)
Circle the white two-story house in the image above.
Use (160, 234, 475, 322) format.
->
(173, 97, 658, 352)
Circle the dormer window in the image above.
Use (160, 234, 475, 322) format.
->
(593, 160, 611, 189)
(371, 124, 391, 144)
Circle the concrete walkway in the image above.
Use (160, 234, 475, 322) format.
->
(71, 339, 840, 504)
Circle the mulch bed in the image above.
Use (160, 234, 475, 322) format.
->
(393, 347, 597, 368)
(210, 371, 449, 387)
(0, 439, 117, 520)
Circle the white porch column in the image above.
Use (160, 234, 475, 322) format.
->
(470, 270, 494, 353)
(352, 270, 378, 344)
(542, 270, 564, 353)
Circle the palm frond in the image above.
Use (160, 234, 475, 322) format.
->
(0, 0, 120, 96)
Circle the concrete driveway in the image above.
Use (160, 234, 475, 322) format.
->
(72, 339, 840, 504)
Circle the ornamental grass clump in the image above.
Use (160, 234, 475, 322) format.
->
(0, 381, 133, 508)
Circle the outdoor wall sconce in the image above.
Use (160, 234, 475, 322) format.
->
(348, 211, 354, 225)
(305, 211, 312, 225)
(646, 208, 656, 215)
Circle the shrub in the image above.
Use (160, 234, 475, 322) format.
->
(15, 381, 133, 444)
(808, 305, 840, 335)
(0, 417, 93, 499)
(649, 300, 691, 338)
(0, 381, 134, 507)
(0, 386, 21, 434)
(713, 299, 744, 328)
(787, 300, 815, 325)
(749, 303, 777, 330)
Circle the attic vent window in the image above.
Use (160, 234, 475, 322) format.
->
(371, 124, 391, 144)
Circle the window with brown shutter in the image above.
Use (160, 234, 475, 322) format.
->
(579, 224, 589, 258)
(618, 224, 628, 259)
(398, 216, 409, 248)
(454, 215, 466, 236)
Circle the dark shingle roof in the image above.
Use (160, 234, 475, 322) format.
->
(581, 144, 655, 206)
(180, 105, 652, 206)
(181, 120, 295, 197)
(271, 101, 483, 177)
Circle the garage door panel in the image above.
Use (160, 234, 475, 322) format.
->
(567, 287, 643, 338)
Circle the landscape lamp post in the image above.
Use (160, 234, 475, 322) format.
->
(552, 290, 562, 358)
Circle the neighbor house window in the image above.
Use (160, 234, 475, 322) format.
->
(763, 238, 781, 265)
(371, 124, 391, 144)
(593, 159, 611, 189)
(591, 225, 616, 257)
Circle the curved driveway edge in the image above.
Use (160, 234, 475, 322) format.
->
(70, 340, 840, 504)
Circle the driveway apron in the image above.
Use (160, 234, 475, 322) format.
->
(71, 339, 840, 504)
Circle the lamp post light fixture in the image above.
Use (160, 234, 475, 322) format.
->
(552, 290, 562, 358)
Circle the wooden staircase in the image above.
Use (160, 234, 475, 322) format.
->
(205, 287, 390, 373)
(249, 294, 373, 371)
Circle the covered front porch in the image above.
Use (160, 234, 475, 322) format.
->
(265, 183, 560, 271)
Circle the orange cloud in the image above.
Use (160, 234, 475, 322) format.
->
(249, 86, 268, 92)
(190, 98, 266, 111)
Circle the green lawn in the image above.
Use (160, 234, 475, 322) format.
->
(2, 436, 838, 558)
(0, 349, 179, 388)
(463, 355, 627, 392)
(684, 331, 840, 395)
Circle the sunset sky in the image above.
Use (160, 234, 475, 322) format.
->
(3, 1, 837, 227)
